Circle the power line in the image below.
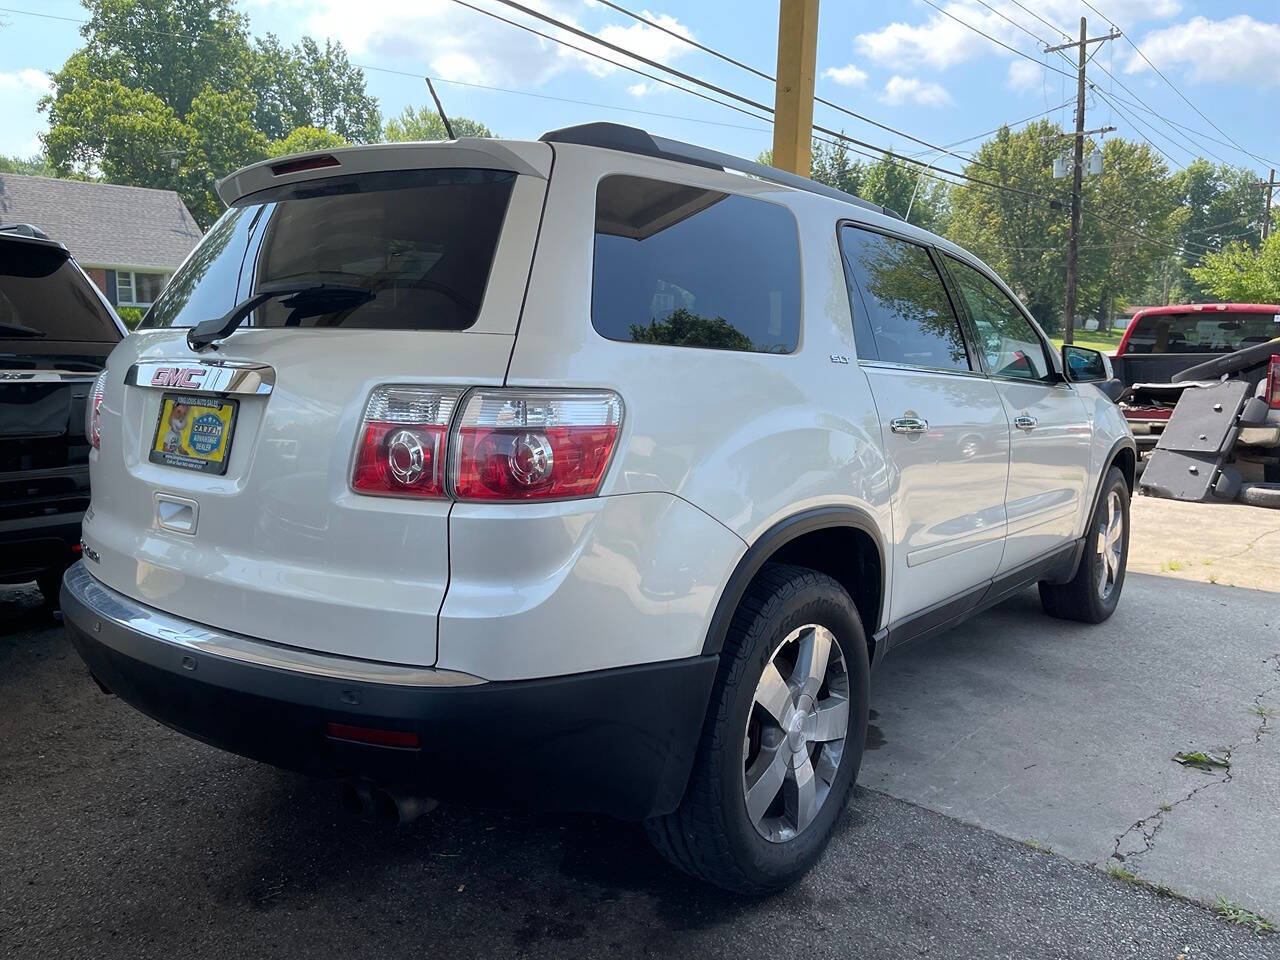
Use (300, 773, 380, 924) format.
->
(914, 0, 1076, 81)
(1078, 0, 1273, 167)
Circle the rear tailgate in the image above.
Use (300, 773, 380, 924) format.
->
(83, 143, 551, 666)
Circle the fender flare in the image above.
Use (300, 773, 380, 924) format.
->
(700, 505, 887, 657)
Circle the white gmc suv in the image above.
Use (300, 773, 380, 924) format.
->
(62, 123, 1135, 894)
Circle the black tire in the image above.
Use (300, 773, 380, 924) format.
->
(1039, 467, 1130, 623)
(645, 564, 870, 895)
(36, 569, 63, 608)
(1238, 482, 1280, 509)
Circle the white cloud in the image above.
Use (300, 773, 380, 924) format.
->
(879, 75, 953, 107)
(0, 69, 54, 95)
(1006, 59, 1041, 92)
(627, 82, 651, 97)
(855, 1, 1181, 72)
(1124, 15, 1280, 86)
(262, 0, 693, 90)
(823, 63, 868, 87)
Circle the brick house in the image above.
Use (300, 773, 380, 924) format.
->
(0, 172, 202, 311)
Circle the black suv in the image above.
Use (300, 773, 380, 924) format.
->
(1, 224, 124, 603)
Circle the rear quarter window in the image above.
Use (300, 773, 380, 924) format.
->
(591, 174, 802, 354)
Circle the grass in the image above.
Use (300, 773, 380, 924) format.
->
(1108, 864, 1142, 886)
(1050, 331, 1124, 355)
(1249, 704, 1276, 719)
(1214, 896, 1277, 933)
(1024, 837, 1052, 853)
(1161, 559, 1187, 573)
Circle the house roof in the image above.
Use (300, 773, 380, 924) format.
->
(0, 172, 202, 271)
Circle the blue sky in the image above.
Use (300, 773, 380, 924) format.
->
(2, 0, 1278, 178)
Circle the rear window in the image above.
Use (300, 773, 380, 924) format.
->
(0, 242, 121, 343)
(143, 168, 516, 331)
(1124, 311, 1280, 354)
(591, 175, 801, 354)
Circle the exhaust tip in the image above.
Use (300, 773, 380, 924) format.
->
(339, 780, 437, 826)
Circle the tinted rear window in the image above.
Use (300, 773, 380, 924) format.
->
(143, 169, 516, 331)
(1125, 311, 1280, 354)
(591, 175, 801, 353)
(0, 243, 121, 343)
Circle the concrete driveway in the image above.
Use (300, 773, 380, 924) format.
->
(2, 496, 1278, 957)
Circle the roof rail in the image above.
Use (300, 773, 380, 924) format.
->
(539, 122, 905, 221)
(0, 222, 50, 240)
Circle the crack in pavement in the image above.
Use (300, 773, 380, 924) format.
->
(1107, 653, 1280, 871)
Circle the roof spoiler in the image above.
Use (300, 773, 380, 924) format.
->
(216, 140, 551, 206)
(539, 122, 906, 221)
(0, 222, 50, 240)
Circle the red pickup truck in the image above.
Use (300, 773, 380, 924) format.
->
(1112, 303, 1280, 483)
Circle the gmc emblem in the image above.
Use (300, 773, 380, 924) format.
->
(150, 367, 206, 389)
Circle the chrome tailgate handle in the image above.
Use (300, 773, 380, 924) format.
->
(890, 417, 929, 435)
(1014, 415, 1038, 431)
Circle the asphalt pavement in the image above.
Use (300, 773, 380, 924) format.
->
(2, 579, 1277, 960)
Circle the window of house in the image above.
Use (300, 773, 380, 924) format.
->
(592, 175, 802, 354)
(944, 256, 1053, 381)
(115, 270, 167, 307)
(839, 226, 971, 372)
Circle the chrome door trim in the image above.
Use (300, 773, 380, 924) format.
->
(125, 359, 275, 395)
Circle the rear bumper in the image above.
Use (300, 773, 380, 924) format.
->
(61, 563, 717, 820)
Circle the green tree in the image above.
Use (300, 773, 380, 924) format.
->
(250, 35, 380, 142)
(947, 120, 1069, 331)
(629, 308, 755, 351)
(859, 153, 945, 230)
(181, 87, 269, 225)
(1169, 159, 1267, 301)
(0, 154, 56, 176)
(268, 126, 348, 158)
(383, 106, 494, 142)
(1188, 234, 1280, 303)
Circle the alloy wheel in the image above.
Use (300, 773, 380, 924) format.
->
(1096, 490, 1124, 600)
(742, 624, 850, 843)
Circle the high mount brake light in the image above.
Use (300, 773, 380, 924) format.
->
(452, 390, 623, 501)
(86, 369, 107, 450)
(351, 386, 463, 499)
(350, 387, 623, 502)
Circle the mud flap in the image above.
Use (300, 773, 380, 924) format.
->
(1139, 380, 1250, 502)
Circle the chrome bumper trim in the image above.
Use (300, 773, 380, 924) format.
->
(61, 562, 485, 687)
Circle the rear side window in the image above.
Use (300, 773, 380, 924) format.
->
(144, 169, 516, 331)
(945, 256, 1052, 381)
(1124, 311, 1280, 354)
(839, 226, 970, 372)
(592, 175, 801, 353)
(0, 242, 120, 344)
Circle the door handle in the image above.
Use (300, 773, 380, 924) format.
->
(1014, 415, 1038, 431)
(890, 416, 929, 435)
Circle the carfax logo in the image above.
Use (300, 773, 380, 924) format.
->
(188, 412, 225, 456)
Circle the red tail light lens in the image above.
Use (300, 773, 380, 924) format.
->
(452, 390, 622, 501)
(1268, 355, 1280, 410)
(351, 386, 462, 498)
(86, 369, 107, 450)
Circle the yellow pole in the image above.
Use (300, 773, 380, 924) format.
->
(772, 0, 820, 177)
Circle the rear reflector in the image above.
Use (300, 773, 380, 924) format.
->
(325, 722, 420, 749)
(271, 154, 341, 176)
(351, 386, 463, 498)
(452, 390, 622, 501)
(1267, 354, 1280, 410)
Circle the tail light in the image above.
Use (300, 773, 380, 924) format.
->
(453, 390, 622, 501)
(351, 385, 463, 498)
(86, 369, 108, 450)
(1267, 354, 1280, 409)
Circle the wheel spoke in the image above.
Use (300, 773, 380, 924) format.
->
(793, 626, 832, 701)
(745, 744, 788, 826)
(807, 697, 849, 743)
(754, 662, 793, 726)
(789, 754, 818, 833)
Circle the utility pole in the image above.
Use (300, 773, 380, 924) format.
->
(1263, 168, 1277, 241)
(1045, 17, 1120, 345)
(772, 0, 820, 177)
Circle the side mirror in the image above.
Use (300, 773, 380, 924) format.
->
(1062, 344, 1112, 383)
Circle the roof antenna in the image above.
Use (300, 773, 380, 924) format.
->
(424, 77, 456, 140)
